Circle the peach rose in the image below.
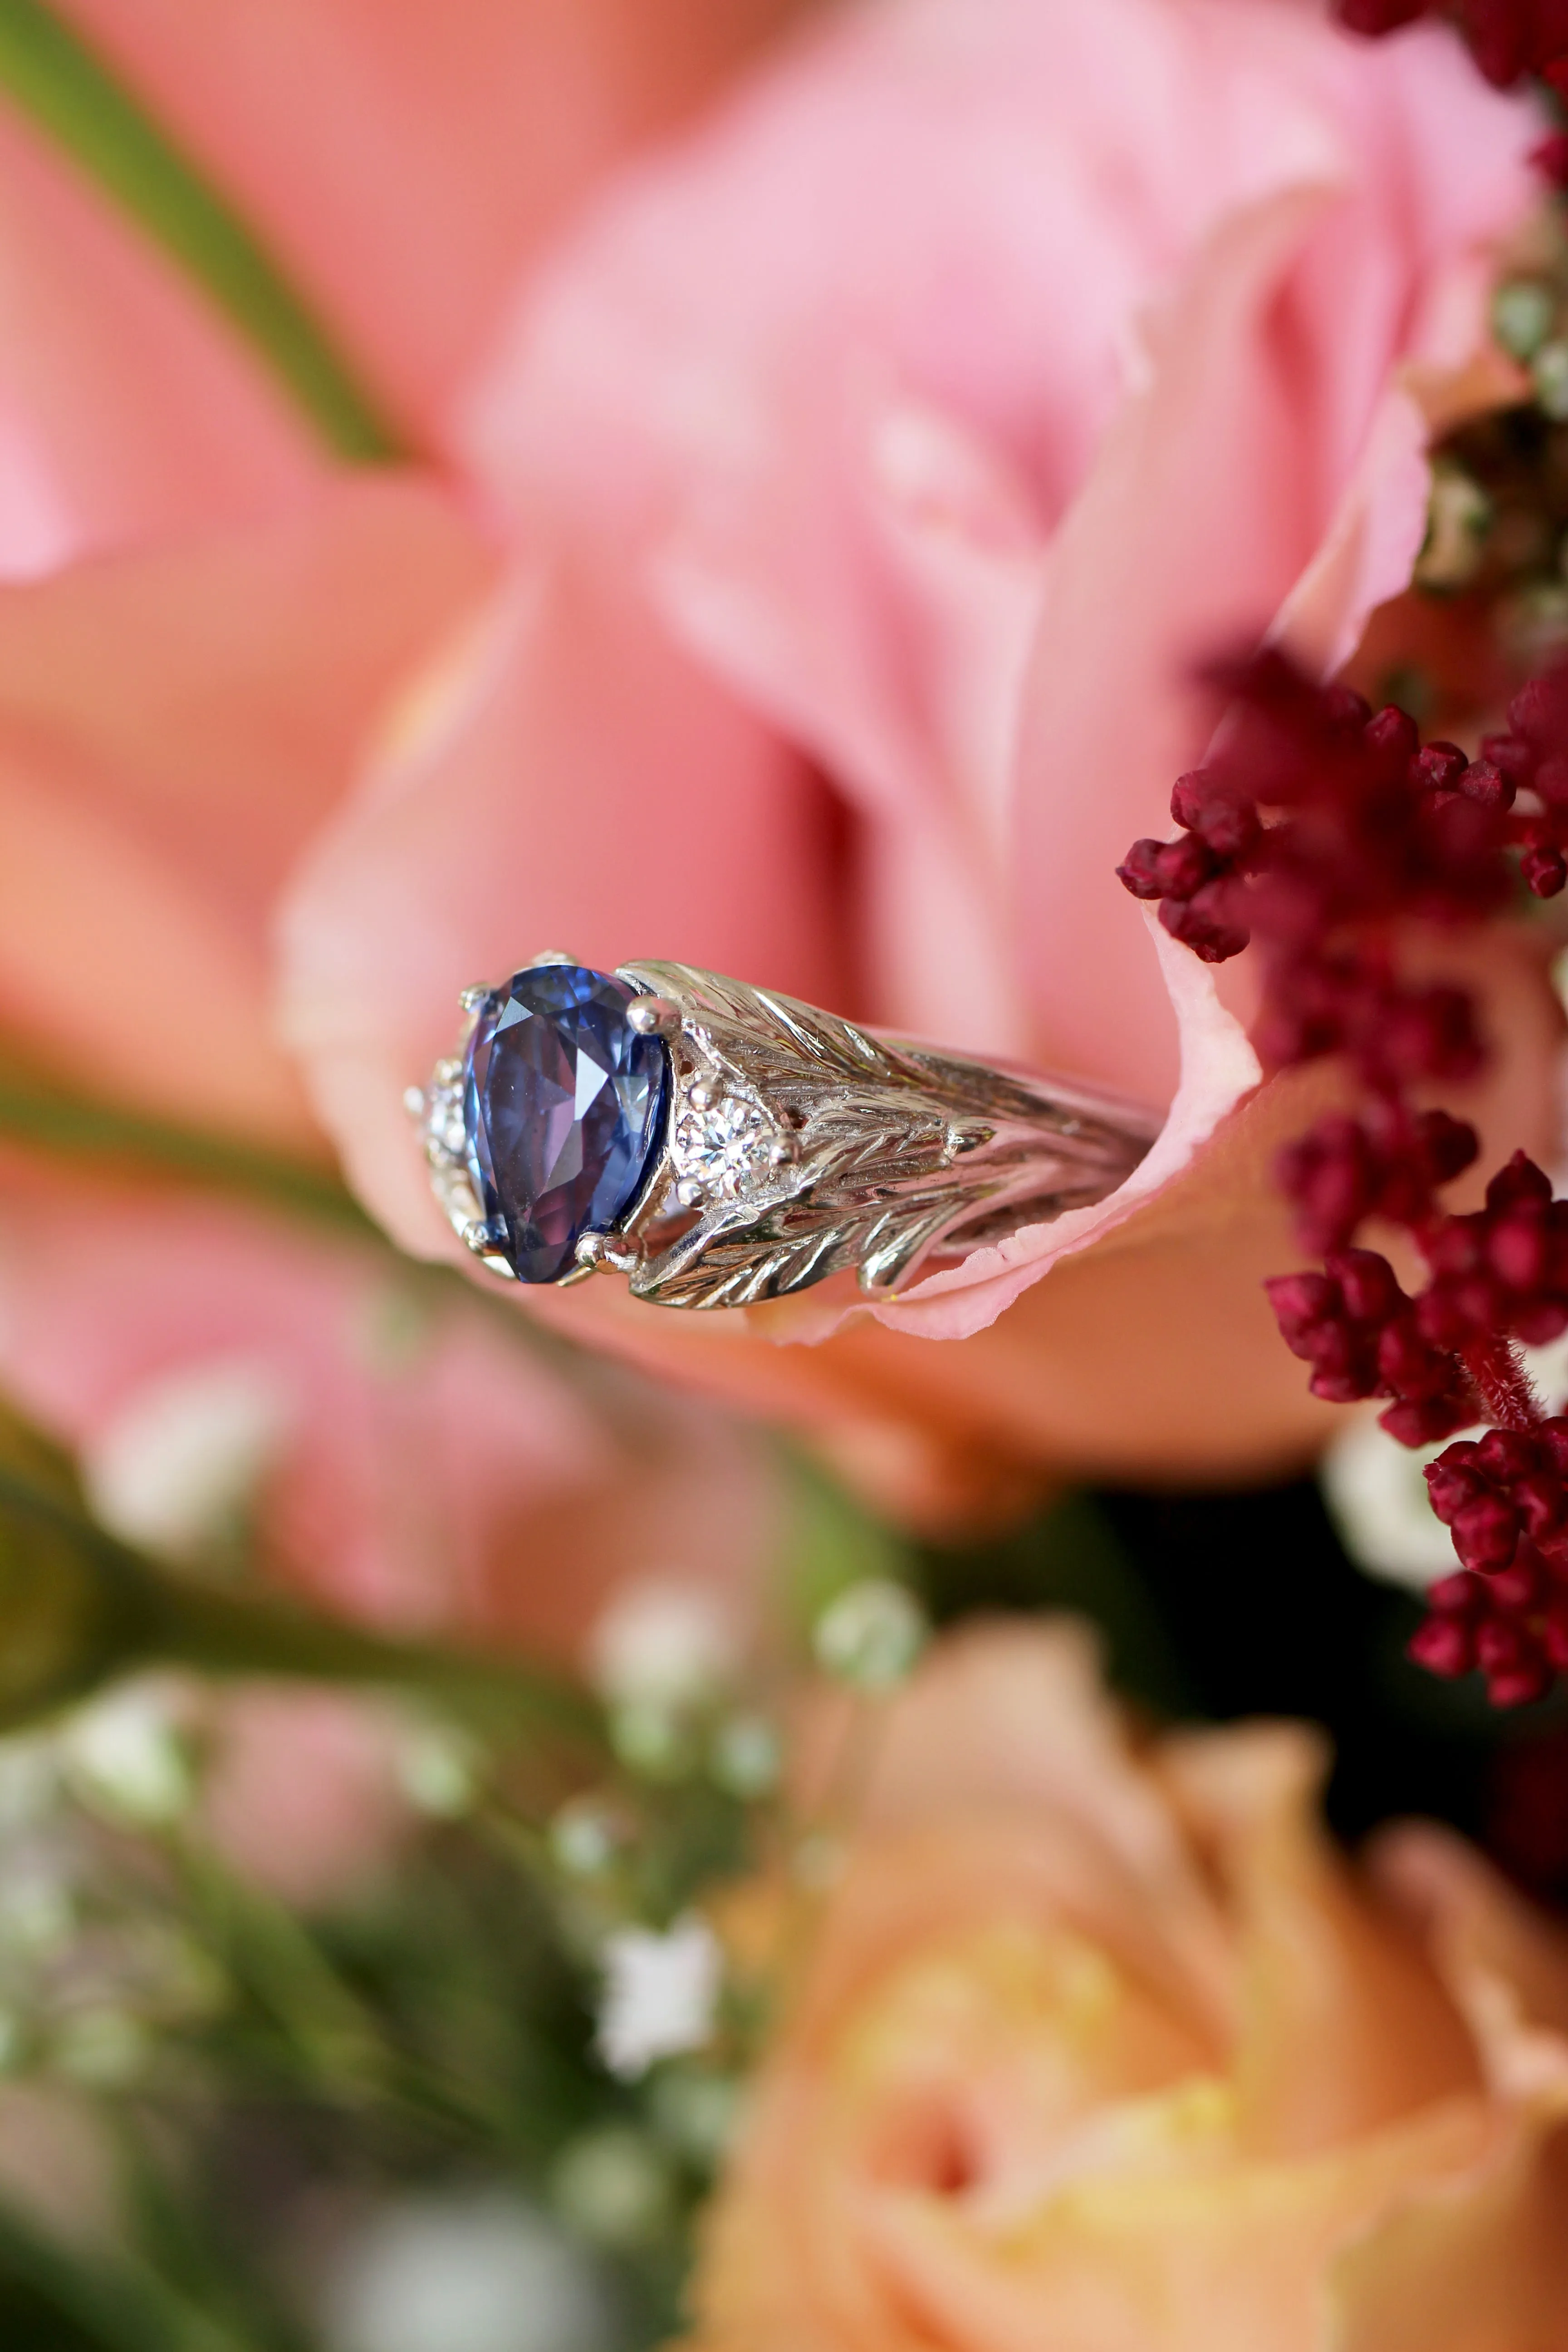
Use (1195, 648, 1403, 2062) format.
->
(279, 0, 1560, 1497)
(686, 1622, 1568, 2350)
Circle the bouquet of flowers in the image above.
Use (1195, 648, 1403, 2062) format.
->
(3, 1, 1568, 2345)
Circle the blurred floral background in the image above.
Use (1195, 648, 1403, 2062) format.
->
(5, 0, 1568, 2345)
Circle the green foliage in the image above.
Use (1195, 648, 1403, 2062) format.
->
(0, 1397, 599, 1743)
(0, 1054, 377, 1242)
(0, 0, 406, 461)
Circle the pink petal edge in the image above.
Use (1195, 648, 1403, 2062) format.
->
(865, 915, 1263, 1343)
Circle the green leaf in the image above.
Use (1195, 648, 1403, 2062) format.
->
(0, 2199, 248, 2352)
(0, 1398, 601, 1744)
(0, 0, 407, 462)
(0, 1050, 376, 1239)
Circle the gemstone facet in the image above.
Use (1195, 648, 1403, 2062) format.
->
(464, 965, 668, 1283)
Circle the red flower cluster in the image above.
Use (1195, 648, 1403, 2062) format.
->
(1337, 0, 1568, 90)
(1337, 1, 1568, 182)
(1415, 1414, 1568, 1701)
(1265, 1147, 1568, 1418)
(1118, 653, 1567, 972)
(1119, 652, 1568, 1704)
(1274, 1104, 1481, 1256)
(1267, 1242, 1477, 1442)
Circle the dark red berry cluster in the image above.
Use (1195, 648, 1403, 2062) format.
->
(1336, 3, 1568, 182)
(1337, 0, 1568, 89)
(1266, 1244, 1477, 1444)
(1275, 1103, 1481, 1256)
(1118, 652, 1568, 1705)
(1415, 1420, 1568, 1702)
(1117, 653, 1566, 988)
(1265, 1151, 1568, 1431)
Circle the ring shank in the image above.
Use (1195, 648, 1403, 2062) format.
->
(612, 962, 1157, 1309)
(424, 958, 1159, 1310)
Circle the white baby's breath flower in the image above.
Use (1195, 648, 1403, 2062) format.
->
(62, 1678, 193, 1827)
(321, 2191, 617, 2352)
(587, 1580, 739, 1710)
(813, 1578, 927, 1690)
(596, 1914, 722, 2081)
(81, 1356, 296, 1562)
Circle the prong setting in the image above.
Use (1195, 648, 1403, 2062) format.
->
(573, 1230, 640, 1276)
(527, 949, 577, 968)
(458, 983, 490, 1012)
(626, 995, 682, 1039)
(667, 1064, 795, 1212)
(944, 1120, 995, 1163)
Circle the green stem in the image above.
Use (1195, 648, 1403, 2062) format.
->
(0, 1050, 377, 1235)
(0, 0, 408, 462)
(0, 1443, 603, 1746)
(143, 1572, 602, 1744)
(0, 2199, 249, 2352)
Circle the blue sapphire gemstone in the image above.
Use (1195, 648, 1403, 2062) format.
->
(463, 964, 668, 1283)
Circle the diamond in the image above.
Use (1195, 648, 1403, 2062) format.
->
(463, 965, 667, 1283)
(671, 1090, 787, 1205)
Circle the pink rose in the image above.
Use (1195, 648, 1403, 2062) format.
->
(0, 1156, 777, 1657)
(0, 3, 804, 1635)
(0, 0, 813, 1133)
(279, 0, 1560, 1493)
(685, 1621, 1568, 2349)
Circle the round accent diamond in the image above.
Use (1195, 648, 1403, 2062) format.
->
(464, 965, 667, 1283)
(671, 1091, 786, 1205)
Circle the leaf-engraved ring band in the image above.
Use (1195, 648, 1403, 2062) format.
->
(412, 955, 1159, 1312)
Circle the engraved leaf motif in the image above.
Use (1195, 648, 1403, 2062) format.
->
(632, 1187, 952, 1309)
(618, 962, 1153, 1309)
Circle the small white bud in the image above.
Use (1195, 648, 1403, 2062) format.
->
(708, 1713, 781, 1799)
(813, 1578, 927, 1691)
(547, 1798, 626, 1881)
(608, 1700, 697, 1783)
(63, 1679, 193, 1827)
(595, 1915, 722, 2081)
(82, 1357, 294, 1563)
(551, 2127, 673, 2251)
(396, 1722, 482, 1819)
(588, 1580, 739, 1711)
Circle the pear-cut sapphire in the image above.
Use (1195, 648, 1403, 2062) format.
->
(463, 964, 668, 1283)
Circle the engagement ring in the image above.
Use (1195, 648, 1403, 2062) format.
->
(413, 957, 1158, 1310)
